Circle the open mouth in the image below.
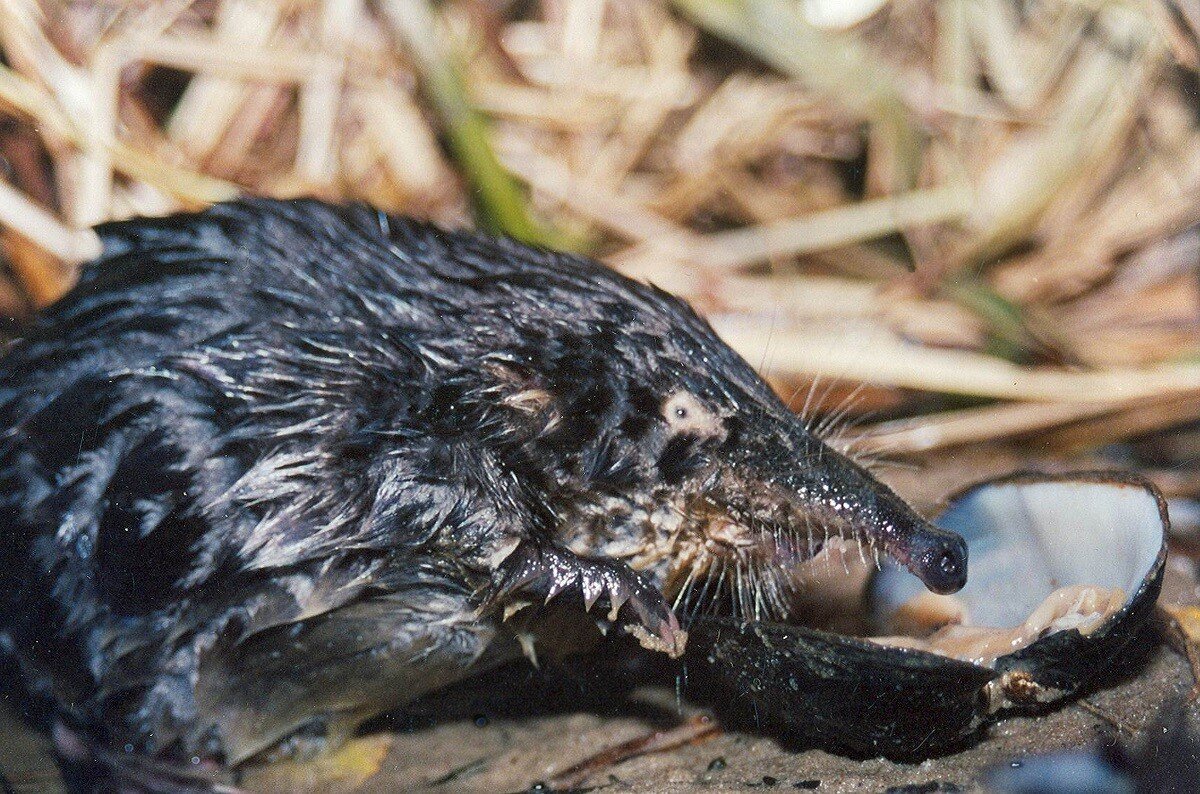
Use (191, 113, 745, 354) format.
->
(661, 504, 880, 623)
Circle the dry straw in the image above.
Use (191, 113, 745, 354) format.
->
(2, 0, 1199, 500)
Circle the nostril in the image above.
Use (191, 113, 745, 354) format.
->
(912, 533, 968, 594)
(882, 513, 968, 594)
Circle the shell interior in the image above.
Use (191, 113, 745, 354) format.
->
(870, 478, 1165, 659)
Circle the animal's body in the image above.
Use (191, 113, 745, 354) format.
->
(0, 199, 966, 781)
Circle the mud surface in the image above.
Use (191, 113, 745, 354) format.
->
(267, 644, 1184, 793)
(249, 551, 1200, 792)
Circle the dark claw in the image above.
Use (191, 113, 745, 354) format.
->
(581, 573, 605, 612)
(481, 542, 686, 657)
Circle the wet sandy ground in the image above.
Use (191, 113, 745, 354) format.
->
(0, 610, 1192, 793)
(233, 641, 1187, 793)
(250, 549, 1200, 792)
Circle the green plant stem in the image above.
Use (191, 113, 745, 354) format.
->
(381, 0, 574, 248)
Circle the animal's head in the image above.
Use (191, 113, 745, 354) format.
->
(438, 255, 967, 623)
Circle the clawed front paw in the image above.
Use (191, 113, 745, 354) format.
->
(480, 542, 686, 657)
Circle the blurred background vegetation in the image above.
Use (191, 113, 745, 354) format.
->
(0, 0, 1199, 521)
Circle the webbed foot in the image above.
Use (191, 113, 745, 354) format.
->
(481, 542, 686, 657)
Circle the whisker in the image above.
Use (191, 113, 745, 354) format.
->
(672, 564, 700, 613)
(757, 309, 779, 377)
(758, 564, 772, 620)
(855, 453, 921, 473)
(783, 378, 810, 417)
(750, 559, 762, 621)
(801, 377, 839, 433)
(812, 383, 864, 438)
(711, 560, 729, 618)
(739, 557, 750, 620)
(688, 558, 714, 622)
(798, 375, 822, 425)
(814, 402, 858, 442)
(731, 557, 743, 619)
(699, 558, 721, 618)
(811, 393, 859, 438)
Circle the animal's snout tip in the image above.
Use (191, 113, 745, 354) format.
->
(912, 530, 968, 595)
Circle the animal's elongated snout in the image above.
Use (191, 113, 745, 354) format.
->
(729, 426, 969, 595)
(788, 446, 968, 594)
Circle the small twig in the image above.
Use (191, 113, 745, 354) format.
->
(546, 715, 720, 791)
(694, 183, 974, 272)
(0, 179, 101, 264)
(1078, 698, 1138, 737)
(428, 754, 492, 787)
(711, 319, 1200, 402)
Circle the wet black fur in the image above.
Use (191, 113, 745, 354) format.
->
(0, 198, 964, 774)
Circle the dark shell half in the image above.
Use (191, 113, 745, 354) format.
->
(683, 471, 1169, 759)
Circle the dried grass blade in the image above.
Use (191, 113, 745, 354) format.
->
(672, 0, 923, 190)
(712, 320, 1200, 401)
(133, 35, 318, 82)
(858, 400, 1129, 454)
(0, 179, 101, 264)
(698, 182, 973, 271)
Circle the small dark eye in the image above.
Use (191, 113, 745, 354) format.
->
(675, 407, 688, 418)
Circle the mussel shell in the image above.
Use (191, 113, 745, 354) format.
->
(684, 471, 1168, 759)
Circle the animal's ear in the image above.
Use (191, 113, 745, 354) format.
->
(482, 359, 559, 426)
